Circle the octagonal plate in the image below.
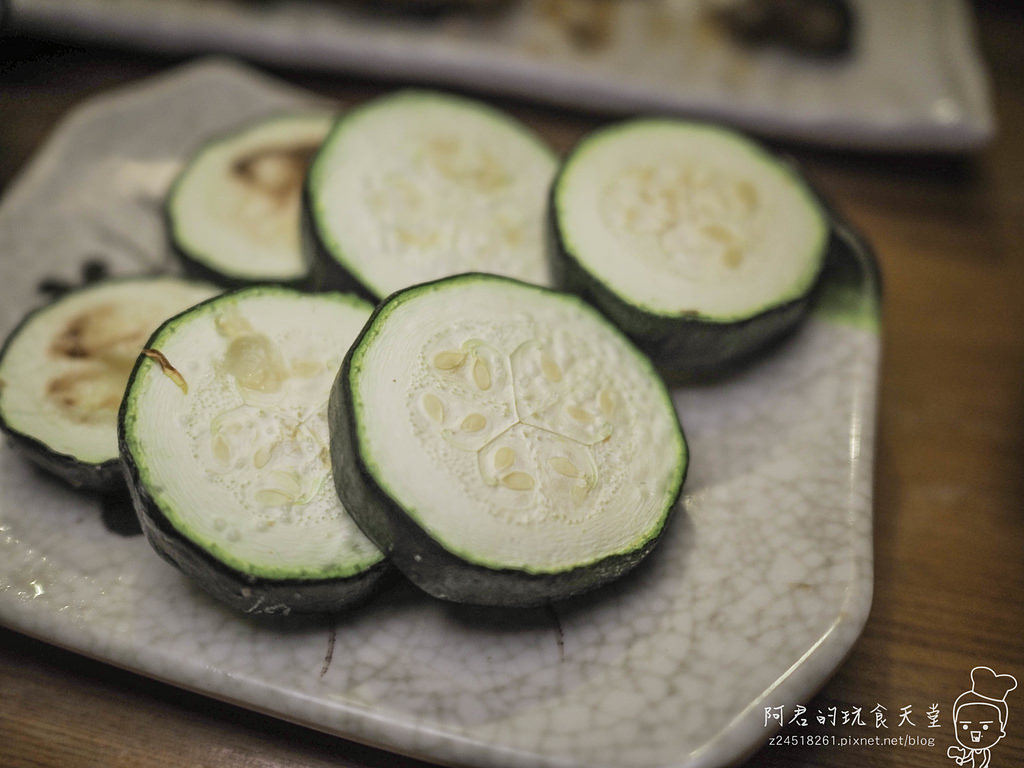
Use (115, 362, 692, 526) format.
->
(0, 61, 879, 768)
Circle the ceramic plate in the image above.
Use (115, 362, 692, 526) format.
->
(9, 0, 992, 151)
(0, 61, 880, 768)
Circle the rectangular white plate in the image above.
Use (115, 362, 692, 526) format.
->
(9, 0, 993, 151)
(0, 61, 880, 768)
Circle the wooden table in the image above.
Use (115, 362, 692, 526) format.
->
(1, 4, 1022, 766)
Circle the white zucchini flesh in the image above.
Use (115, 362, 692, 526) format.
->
(555, 120, 828, 320)
(169, 113, 333, 282)
(0, 277, 218, 465)
(307, 91, 558, 297)
(123, 289, 383, 580)
(350, 277, 686, 573)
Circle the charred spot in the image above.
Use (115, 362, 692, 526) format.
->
(45, 368, 123, 423)
(50, 304, 149, 362)
(45, 301, 151, 421)
(231, 142, 319, 202)
(50, 307, 113, 359)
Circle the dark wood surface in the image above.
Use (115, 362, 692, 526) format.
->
(1, 3, 1022, 766)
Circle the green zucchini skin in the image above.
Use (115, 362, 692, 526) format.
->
(549, 213, 830, 383)
(120, 440, 390, 614)
(116, 286, 392, 615)
(548, 125, 830, 382)
(0, 298, 121, 491)
(298, 100, 393, 300)
(328, 274, 687, 608)
(0, 277, 215, 492)
(168, 225, 313, 293)
(0, 422, 121, 491)
(819, 209, 884, 303)
(166, 113, 331, 291)
(301, 90, 558, 301)
(299, 181, 377, 301)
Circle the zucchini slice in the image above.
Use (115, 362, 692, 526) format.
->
(0, 276, 218, 490)
(119, 287, 388, 614)
(551, 119, 830, 378)
(168, 112, 333, 288)
(303, 90, 558, 300)
(330, 274, 687, 606)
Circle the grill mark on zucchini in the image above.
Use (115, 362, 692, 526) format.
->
(231, 142, 319, 204)
(168, 112, 333, 289)
(45, 302, 155, 422)
(45, 368, 127, 423)
(0, 277, 218, 490)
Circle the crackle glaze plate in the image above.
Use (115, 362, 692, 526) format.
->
(0, 61, 880, 768)
(9, 0, 992, 151)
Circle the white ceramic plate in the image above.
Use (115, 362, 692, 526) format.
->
(0, 61, 880, 768)
(9, 0, 992, 151)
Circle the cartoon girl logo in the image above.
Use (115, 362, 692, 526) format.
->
(947, 666, 1017, 767)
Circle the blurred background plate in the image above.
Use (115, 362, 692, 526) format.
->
(7, 0, 993, 151)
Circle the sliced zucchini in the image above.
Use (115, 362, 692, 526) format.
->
(330, 274, 687, 606)
(303, 90, 557, 300)
(168, 112, 334, 288)
(120, 287, 388, 614)
(550, 119, 830, 378)
(0, 276, 218, 490)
